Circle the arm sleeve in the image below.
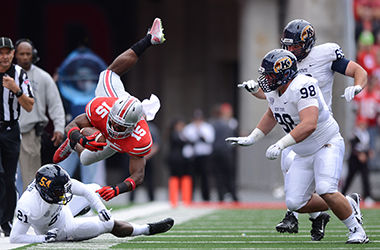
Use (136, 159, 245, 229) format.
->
(71, 179, 107, 213)
(80, 144, 117, 165)
(45, 75, 65, 134)
(10, 217, 45, 243)
(331, 57, 350, 75)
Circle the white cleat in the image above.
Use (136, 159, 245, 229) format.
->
(148, 18, 165, 45)
(346, 226, 369, 244)
(346, 193, 363, 225)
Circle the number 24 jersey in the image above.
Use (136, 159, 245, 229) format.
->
(85, 96, 152, 157)
(264, 74, 341, 156)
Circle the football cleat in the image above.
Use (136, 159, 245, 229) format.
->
(148, 18, 165, 45)
(309, 212, 330, 241)
(147, 218, 174, 235)
(346, 226, 369, 244)
(53, 138, 72, 163)
(276, 211, 298, 233)
(346, 193, 363, 225)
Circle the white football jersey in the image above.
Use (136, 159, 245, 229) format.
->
(298, 43, 345, 110)
(264, 74, 340, 156)
(11, 179, 109, 243)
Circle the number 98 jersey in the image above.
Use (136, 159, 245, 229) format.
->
(85, 96, 152, 156)
(264, 74, 340, 156)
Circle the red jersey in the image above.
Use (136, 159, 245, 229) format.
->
(85, 97, 152, 156)
(354, 88, 380, 127)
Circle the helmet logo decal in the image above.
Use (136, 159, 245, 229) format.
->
(39, 176, 52, 188)
(301, 25, 314, 42)
(274, 57, 293, 73)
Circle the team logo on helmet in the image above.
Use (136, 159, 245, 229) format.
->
(301, 25, 314, 42)
(274, 56, 293, 73)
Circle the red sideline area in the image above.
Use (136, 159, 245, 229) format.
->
(185, 201, 380, 210)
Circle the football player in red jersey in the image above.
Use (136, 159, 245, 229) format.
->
(53, 18, 165, 201)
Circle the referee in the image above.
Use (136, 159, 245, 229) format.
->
(0, 37, 34, 237)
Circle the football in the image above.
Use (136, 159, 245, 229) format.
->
(80, 127, 106, 143)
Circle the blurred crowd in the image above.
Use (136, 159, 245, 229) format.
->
(338, 0, 380, 206)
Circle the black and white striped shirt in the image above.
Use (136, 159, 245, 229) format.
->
(0, 64, 34, 122)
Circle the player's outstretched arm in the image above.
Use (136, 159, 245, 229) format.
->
(342, 61, 367, 102)
(108, 18, 165, 76)
(96, 156, 146, 201)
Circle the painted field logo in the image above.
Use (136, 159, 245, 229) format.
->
(301, 25, 314, 42)
(274, 57, 293, 73)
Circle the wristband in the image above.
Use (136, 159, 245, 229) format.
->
(247, 128, 265, 143)
(15, 89, 23, 98)
(276, 133, 297, 149)
(125, 178, 136, 191)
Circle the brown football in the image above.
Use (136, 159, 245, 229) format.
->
(80, 127, 106, 143)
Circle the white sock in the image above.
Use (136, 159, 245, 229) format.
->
(309, 212, 321, 219)
(342, 212, 360, 230)
(130, 223, 149, 236)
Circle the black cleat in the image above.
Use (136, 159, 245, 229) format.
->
(148, 218, 174, 235)
(74, 205, 91, 217)
(309, 212, 330, 241)
(276, 211, 298, 233)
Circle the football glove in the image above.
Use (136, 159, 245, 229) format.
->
(266, 143, 283, 160)
(96, 186, 120, 201)
(44, 228, 58, 243)
(238, 80, 260, 94)
(68, 127, 107, 151)
(98, 209, 112, 222)
(343, 85, 362, 102)
(225, 136, 255, 146)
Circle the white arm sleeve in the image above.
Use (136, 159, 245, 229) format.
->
(80, 144, 116, 165)
(71, 179, 107, 213)
(10, 219, 45, 243)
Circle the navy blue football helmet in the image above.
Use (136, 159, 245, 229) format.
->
(35, 164, 73, 205)
(281, 19, 315, 61)
(257, 49, 298, 93)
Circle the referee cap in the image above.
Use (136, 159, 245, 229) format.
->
(0, 37, 14, 49)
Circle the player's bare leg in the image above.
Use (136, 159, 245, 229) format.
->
(109, 18, 165, 76)
(297, 193, 329, 213)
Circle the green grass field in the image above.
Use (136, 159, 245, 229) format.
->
(116, 208, 380, 249)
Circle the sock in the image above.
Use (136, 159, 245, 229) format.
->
(342, 212, 360, 230)
(130, 222, 149, 236)
(131, 35, 152, 57)
(309, 212, 321, 219)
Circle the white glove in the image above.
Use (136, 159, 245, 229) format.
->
(343, 85, 362, 102)
(225, 136, 255, 146)
(98, 209, 112, 222)
(238, 80, 260, 94)
(44, 228, 58, 243)
(266, 143, 283, 160)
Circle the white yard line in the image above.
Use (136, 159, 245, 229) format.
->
(0, 201, 215, 250)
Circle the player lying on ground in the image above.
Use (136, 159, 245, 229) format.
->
(226, 49, 368, 244)
(238, 19, 367, 241)
(10, 164, 174, 243)
(53, 17, 165, 201)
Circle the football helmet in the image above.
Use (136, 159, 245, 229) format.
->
(281, 19, 315, 61)
(107, 96, 143, 139)
(35, 164, 73, 205)
(257, 49, 298, 93)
